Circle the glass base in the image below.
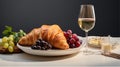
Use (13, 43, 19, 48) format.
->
(81, 48, 93, 55)
(81, 47, 101, 55)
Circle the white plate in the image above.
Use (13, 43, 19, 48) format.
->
(17, 44, 83, 56)
(17, 37, 84, 56)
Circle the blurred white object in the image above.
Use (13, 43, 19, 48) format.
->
(101, 35, 112, 55)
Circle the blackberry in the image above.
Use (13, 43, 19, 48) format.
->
(41, 47, 46, 50)
(69, 44, 76, 48)
(48, 44, 52, 49)
(31, 45, 39, 49)
(38, 39, 42, 42)
(31, 39, 52, 50)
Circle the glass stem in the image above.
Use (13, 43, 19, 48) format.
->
(85, 31, 88, 51)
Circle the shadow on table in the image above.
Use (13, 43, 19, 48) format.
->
(0, 52, 79, 62)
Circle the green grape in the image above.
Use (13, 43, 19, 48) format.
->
(3, 43, 9, 48)
(9, 35, 14, 38)
(8, 36, 14, 41)
(9, 41, 15, 47)
(2, 37, 8, 43)
(8, 46, 14, 53)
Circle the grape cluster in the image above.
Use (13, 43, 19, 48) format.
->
(64, 30, 82, 48)
(0, 35, 15, 53)
(31, 39, 52, 50)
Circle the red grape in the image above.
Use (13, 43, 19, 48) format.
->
(75, 41, 81, 47)
(64, 30, 82, 48)
(72, 34, 79, 41)
(69, 38, 75, 44)
(64, 32, 69, 39)
(67, 30, 72, 34)
(66, 32, 72, 37)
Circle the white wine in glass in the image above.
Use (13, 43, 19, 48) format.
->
(78, 18, 95, 32)
(78, 5, 95, 54)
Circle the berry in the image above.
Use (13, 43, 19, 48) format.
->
(43, 41, 47, 45)
(69, 38, 75, 44)
(67, 40, 70, 44)
(1, 36, 16, 53)
(64, 32, 69, 39)
(66, 32, 72, 37)
(48, 44, 52, 49)
(8, 36, 14, 41)
(2, 37, 8, 43)
(69, 44, 76, 48)
(64, 30, 82, 48)
(31, 45, 39, 49)
(9, 41, 15, 47)
(3, 43, 9, 48)
(36, 40, 40, 44)
(64, 32, 69, 37)
(41, 47, 46, 50)
(75, 41, 81, 47)
(38, 39, 42, 42)
(37, 46, 41, 49)
(72, 34, 79, 41)
(67, 30, 72, 34)
(31, 39, 52, 50)
(8, 46, 14, 53)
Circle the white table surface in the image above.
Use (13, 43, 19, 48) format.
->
(0, 36, 120, 67)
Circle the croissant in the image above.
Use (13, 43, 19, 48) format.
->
(18, 24, 69, 49)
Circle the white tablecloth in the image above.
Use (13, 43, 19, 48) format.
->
(0, 37, 120, 67)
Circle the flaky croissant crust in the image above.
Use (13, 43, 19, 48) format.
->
(18, 24, 69, 49)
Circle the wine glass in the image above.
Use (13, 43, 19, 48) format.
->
(78, 4, 96, 54)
